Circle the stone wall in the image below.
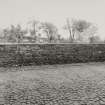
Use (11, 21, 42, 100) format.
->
(0, 44, 105, 66)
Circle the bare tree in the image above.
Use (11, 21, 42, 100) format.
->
(81, 25, 98, 43)
(64, 18, 91, 42)
(3, 24, 27, 43)
(72, 19, 91, 32)
(72, 19, 91, 42)
(41, 22, 58, 43)
(63, 18, 73, 42)
(89, 36, 101, 43)
(28, 20, 39, 42)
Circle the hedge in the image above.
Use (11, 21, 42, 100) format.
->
(0, 43, 105, 66)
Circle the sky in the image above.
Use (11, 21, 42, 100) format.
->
(0, 0, 105, 39)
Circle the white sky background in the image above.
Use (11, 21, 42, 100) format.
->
(0, 0, 105, 39)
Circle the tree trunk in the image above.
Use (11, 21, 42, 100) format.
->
(66, 18, 73, 42)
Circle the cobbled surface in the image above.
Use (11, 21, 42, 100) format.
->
(0, 63, 105, 105)
(0, 78, 105, 105)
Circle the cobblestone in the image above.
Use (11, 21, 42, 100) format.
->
(0, 78, 105, 105)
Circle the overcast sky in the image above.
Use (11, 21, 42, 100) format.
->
(0, 0, 105, 39)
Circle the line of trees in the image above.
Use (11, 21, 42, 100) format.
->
(0, 18, 103, 44)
